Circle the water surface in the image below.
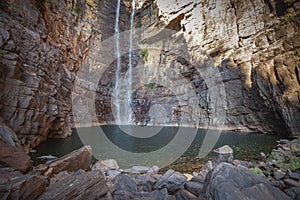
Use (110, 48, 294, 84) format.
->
(30, 125, 283, 173)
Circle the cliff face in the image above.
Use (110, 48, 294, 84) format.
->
(0, 0, 132, 152)
(0, 0, 299, 151)
(131, 0, 300, 135)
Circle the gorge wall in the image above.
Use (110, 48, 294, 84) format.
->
(0, 0, 299, 152)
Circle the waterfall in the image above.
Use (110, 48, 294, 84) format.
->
(114, 0, 135, 124)
(114, 0, 121, 123)
(127, 0, 135, 123)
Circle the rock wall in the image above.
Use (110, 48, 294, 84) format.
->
(0, 0, 299, 151)
(130, 0, 300, 135)
(0, 0, 132, 152)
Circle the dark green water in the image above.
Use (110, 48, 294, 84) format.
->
(30, 125, 284, 173)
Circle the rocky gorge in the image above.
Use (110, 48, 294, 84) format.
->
(0, 0, 300, 199)
(0, 0, 299, 150)
(1, 139, 300, 199)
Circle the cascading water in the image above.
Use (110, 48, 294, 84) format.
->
(127, 0, 135, 123)
(114, 0, 121, 123)
(114, 0, 135, 124)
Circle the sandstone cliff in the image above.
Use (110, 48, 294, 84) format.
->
(0, 0, 299, 151)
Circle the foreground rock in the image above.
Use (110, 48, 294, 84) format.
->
(38, 169, 108, 200)
(203, 162, 291, 200)
(0, 140, 33, 173)
(35, 145, 92, 177)
(0, 167, 48, 199)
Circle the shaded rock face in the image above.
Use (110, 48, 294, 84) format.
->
(203, 162, 291, 200)
(0, 0, 132, 150)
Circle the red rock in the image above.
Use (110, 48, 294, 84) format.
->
(0, 140, 32, 173)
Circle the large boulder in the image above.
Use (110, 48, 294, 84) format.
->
(0, 140, 33, 173)
(36, 145, 92, 177)
(0, 167, 48, 200)
(38, 169, 108, 200)
(203, 162, 291, 200)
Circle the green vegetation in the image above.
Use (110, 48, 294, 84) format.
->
(290, 157, 300, 170)
(141, 48, 149, 62)
(250, 167, 263, 176)
(149, 83, 155, 90)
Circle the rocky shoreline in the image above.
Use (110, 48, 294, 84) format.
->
(0, 137, 299, 199)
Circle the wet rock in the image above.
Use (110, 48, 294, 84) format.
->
(203, 162, 291, 200)
(38, 169, 108, 200)
(38, 145, 92, 176)
(184, 181, 203, 197)
(0, 140, 32, 173)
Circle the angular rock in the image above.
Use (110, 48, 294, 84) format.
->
(213, 145, 233, 154)
(184, 181, 203, 197)
(174, 189, 198, 200)
(191, 176, 205, 184)
(154, 169, 175, 189)
(114, 174, 137, 194)
(137, 188, 169, 200)
(203, 162, 291, 200)
(98, 159, 119, 170)
(0, 167, 48, 200)
(288, 172, 300, 181)
(38, 169, 108, 200)
(40, 145, 92, 176)
(283, 179, 300, 187)
(131, 166, 151, 173)
(274, 170, 286, 180)
(0, 140, 32, 173)
(165, 172, 187, 193)
(0, 121, 21, 148)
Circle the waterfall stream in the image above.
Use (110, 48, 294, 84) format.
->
(114, 0, 121, 123)
(114, 0, 135, 124)
(127, 0, 135, 123)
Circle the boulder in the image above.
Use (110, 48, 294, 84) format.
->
(38, 169, 108, 200)
(213, 145, 233, 163)
(0, 167, 48, 200)
(0, 140, 32, 173)
(184, 181, 203, 197)
(166, 172, 187, 193)
(174, 189, 198, 200)
(37, 145, 92, 176)
(114, 174, 137, 194)
(0, 121, 21, 148)
(203, 162, 291, 200)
